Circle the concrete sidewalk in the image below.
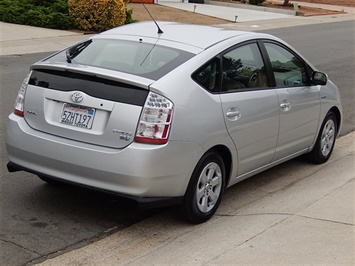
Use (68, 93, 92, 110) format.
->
(158, 1, 295, 22)
(36, 132, 355, 265)
(1, 1, 354, 56)
(0, 2, 354, 265)
(0, 22, 89, 56)
(272, 0, 355, 14)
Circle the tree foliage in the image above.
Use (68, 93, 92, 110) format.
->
(0, 0, 74, 29)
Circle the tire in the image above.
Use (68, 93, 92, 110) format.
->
(181, 151, 226, 224)
(307, 111, 337, 164)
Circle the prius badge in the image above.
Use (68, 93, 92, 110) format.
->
(113, 129, 132, 141)
(71, 92, 84, 103)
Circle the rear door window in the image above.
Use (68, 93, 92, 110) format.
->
(192, 57, 221, 93)
(221, 42, 268, 91)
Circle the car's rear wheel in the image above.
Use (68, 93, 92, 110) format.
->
(307, 111, 337, 164)
(181, 151, 225, 224)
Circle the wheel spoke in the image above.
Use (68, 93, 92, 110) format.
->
(329, 128, 335, 142)
(206, 164, 216, 181)
(200, 172, 208, 185)
(210, 176, 220, 187)
(200, 195, 208, 212)
(321, 144, 327, 154)
(208, 190, 218, 205)
(196, 187, 204, 201)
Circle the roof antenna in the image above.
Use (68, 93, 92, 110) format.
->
(140, 2, 164, 34)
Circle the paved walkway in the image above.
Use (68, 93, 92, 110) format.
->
(159, 0, 355, 23)
(1, 1, 354, 56)
(0, 22, 88, 56)
(159, 1, 295, 22)
(272, 0, 355, 14)
(36, 132, 355, 266)
(0, 2, 354, 266)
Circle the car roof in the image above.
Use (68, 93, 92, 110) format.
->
(99, 21, 257, 50)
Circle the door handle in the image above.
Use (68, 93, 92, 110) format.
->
(280, 101, 291, 112)
(226, 108, 241, 121)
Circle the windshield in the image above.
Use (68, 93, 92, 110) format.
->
(47, 39, 195, 80)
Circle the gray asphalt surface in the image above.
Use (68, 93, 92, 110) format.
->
(264, 20, 355, 136)
(0, 3, 355, 265)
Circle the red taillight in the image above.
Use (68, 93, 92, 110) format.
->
(14, 72, 31, 117)
(14, 109, 24, 117)
(134, 136, 169, 145)
(135, 92, 174, 145)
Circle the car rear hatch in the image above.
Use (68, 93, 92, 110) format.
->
(24, 64, 151, 149)
(21, 37, 196, 148)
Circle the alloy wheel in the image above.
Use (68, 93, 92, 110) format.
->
(195, 162, 222, 213)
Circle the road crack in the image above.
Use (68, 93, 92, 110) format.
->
(295, 214, 354, 226)
(0, 237, 42, 256)
(25, 225, 124, 266)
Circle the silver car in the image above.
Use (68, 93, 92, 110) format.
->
(6, 22, 342, 223)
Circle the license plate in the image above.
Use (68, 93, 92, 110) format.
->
(60, 104, 95, 129)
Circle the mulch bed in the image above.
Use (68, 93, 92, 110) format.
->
(262, 2, 345, 16)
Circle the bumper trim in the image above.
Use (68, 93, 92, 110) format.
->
(6, 161, 184, 209)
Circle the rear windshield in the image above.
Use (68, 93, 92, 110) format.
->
(46, 39, 195, 80)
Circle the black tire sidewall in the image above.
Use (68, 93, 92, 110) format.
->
(182, 151, 226, 224)
(310, 112, 337, 164)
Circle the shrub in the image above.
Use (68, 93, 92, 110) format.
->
(125, 6, 137, 24)
(249, 0, 265, 5)
(68, 0, 126, 32)
(0, 0, 74, 29)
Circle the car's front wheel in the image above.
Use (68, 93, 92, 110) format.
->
(307, 111, 337, 164)
(181, 151, 226, 224)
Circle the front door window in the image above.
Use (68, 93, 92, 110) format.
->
(264, 42, 309, 87)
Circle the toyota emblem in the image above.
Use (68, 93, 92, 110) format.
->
(71, 92, 84, 103)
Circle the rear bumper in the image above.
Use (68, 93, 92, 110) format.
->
(6, 114, 203, 201)
(7, 161, 183, 208)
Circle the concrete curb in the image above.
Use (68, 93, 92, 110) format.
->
(1, 3, 353, 265)
(158, 1, 295, 22)
(0, 22, 93, 56)
(35, 132, 355, 265)
(1, 2, 354, 56)
(206, 0, 297, 15)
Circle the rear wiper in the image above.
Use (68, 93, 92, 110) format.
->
(66, 40, 92, 63)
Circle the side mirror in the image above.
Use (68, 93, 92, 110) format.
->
(312, 71, 328, 86)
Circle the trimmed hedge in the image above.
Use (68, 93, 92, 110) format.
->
(68, 0, 126, 32)
(0, 0, 134, 31)
(0, 0, 74, 30)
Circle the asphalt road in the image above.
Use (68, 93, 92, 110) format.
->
(0, 20, 354, 266)
(264, 20, 355, 135)
(0, 54, 161, 265)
